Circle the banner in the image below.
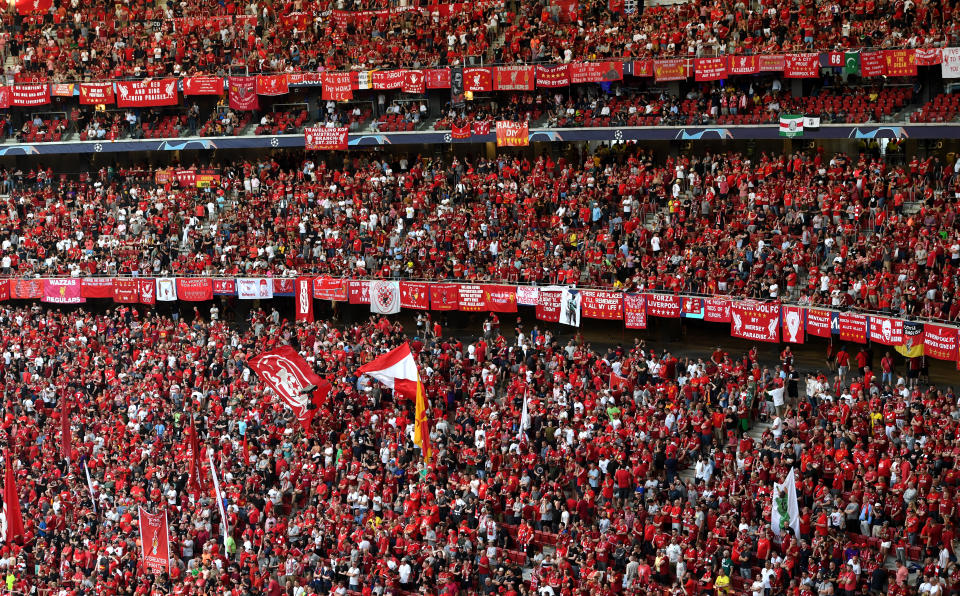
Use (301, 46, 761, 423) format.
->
(581, 290, 622, 320)
(624, 293, 647, 329)
(16, 0, 52, 14)
(272, 278, 294, 297)
(805, 309, 832, 337)
(884, 49, 917, 76)
(779, 114, 804, 137)
(425, 68, 451, 89)
(430, 284, 459, 310)
(703, 298, 731, 322)
(494, 65, 535, 91)
(112, 279, 139, 303)
(730, 300, 781, 343)
(237, 278, 273, 300)
(138, 507, 171, 575)
(516, 286, 539, 306)
(348, 280, 370, 304)
(896, 322, 925, 358)
(694, 57, 728, 81)
(457, 284, 488, 312)
(256, 74, 288, 96)
(536, 64, 570, 88)
(536, 289, 562, 323)
(11, 279, 43, 299)
(770, 468, 801, 538)
(228, 76, 259, 110)
(402, 70, 426, 94)
(923, 324, 958, 361)
(249, 345, 331, 422)
(869, 316, 904, 346)
(861, 51, 886, 77)
(399, 282, 430, 309)
(183, 76, 224, 96)
(294, 277, 313, 322)
(631, 59, 653, 77)
(176, 278, 213, 301)
(560, 288, 581, 327)
(79, 82, 115, 105)
(483, 285, 518, 312)
(785, 54, 820, 78)
(370, 280, 400, 315)
(372, 70, 405, 90)
(51, 83, 75, 97)
(758, 54, 786, 71)
(837, 313, 869, 343)
(569, 61, 623, 83)
(464, 67, 493, 92)
(681, 297, 704, 319)
(304, 126, 348, 150)
(138, 279, 155, 305)
(916, 48, 942, 66)
(321, 71, 353, 101)
(782, 306, 805, 344)
(645, 294, 681, 318)
(11, 84, 50, 107)
(473, 121, 491, 136)
(654, 59, 687, 82)
(212, 279, 236, 295)
(78, 278, 112, 299)
(156, 278, 177, 302)
(451, 123, 471, 139)
(42, 278, 84, 304)
(495, 121, 529, 147)
(116, 79, 178, 107)
(313, 277, 348, 301)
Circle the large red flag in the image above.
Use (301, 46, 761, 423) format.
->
(138, 507, 171, 574)
(186, 416, 208, 497)
(248, 345, 332, 427)
(3, 450, 24, 544)
(61, 395, 71, 462)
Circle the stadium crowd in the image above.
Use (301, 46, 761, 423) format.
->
(0, 145, 957, 322)
(0, 302, 952, 596)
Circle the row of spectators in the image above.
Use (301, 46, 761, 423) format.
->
(0, 145, 957, 323)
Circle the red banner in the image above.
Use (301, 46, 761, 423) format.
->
(426, 68, 451, 89)
(430, 284, 459, 310)
(536, 289, 562, 323)
(457, 284, 488, 311)
(295, 277, 314, 322)
(536, 64, 570, 88)
(915, 48, 942, 66)
(631, 59, 653, 77)
(464, 67, 493, 92)
(785, 53, 820, 78)
(79, 82, 115, 105)
(51, 83, 74, 97)
(495, 121, 528, 147)
(42, 278, 84, 304)
(348, 280, 370, 304)
(694, 57, 728, 81)
(483, 285, 518, 312)
(16, 0, 52, 14)
(228, 76, 259, 110)
(11, 84, 50, 107)
(113, 278, 139, 304)
(372, 70, 405, 90)
(806, 309, 832, 338)
(730, 301, 781, 343)
(473, 121, 491, 136)
(10, 279, 42, 299)
(493, 65, 536, 91)
(80, 278, 114, 298)
(645, 294, 681, 318)
(885, 49, 917, 76)
(861, 52, 886, 77)
(256, 74, 288, 96)
(138, 507, 171, 575)
(183, 76, 224, 96)
(313, 277, 348, 301)
(451, 124, 471, 139)
(838, 313, 869, 344)
(116, 79, 178, 107)
(212, 279, 236, 295)
(624, 294, 647, 329)
(569, 61, 623, 83)
(138, 279, 156, 305)
(654, 59, 687, 82)
(782, 306, 805, 344)
(0, 280, 8, 302)
(304, 126, 348, 150)
(923, 324, 958, 361)
(728, 55, 759, 75)
(581, 290, 623, 320)
(758, 54, 786, 71)
(0, 87, 9, 109)
(272, 278, 294, 297)
(703, 298, 731, 322)
(400, 282, 430, 309)
(402, 70, 426, 94)
(322, 71, 353, 101)
(869, 316, 904, 346)
(682, 297, 704, 318)
(175, 278, 213, 301)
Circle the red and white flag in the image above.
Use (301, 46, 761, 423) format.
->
(248, 345, 332, 427)
(138, 507, 170, 574)
(357, 343, 430, 461)
(207, 450, 229, 552)
(610, 372, 633, 393)
(295, 276, 314, 322)
(3, 450, 24, 544)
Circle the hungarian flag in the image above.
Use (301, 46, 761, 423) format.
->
(3, 450, 24, 544)
(357, 343, 431, 462)
(249, 345, 332, 428)
(186, 416, 208, 497)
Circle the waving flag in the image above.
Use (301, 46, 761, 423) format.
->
(249, 346, 332, 427)
(771, 468, 801, 538)
(2, 450, 23, 544)
(186, 416, 208, 497)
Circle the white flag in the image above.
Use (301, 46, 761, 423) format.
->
(83, 461, 97, 513)
(771, 467, 801, 538)
(518, 390, 530, 440)
(369, 280, 400, 315)
(207, 449, 230, 551)
(156, 278, 178, 302)
(803, 117, 820, 130)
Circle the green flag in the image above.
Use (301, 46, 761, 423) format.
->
(845, 52, 860, 75)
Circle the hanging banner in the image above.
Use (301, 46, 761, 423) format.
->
(896, 322, 925, 358)
(348, 280, 370, 304)
(79, 82, 115, 105)
(884, 49, 917, 76)
(730, 300, 781, 343)
(156, 278, 177, 302)
(861, 51, 886, 77)
(536, 289, 562, 323)
(430, 283, 460, 310)
(457, 284, 488, 312)
(371, 70, 405, 90)
(138, 279, 156, 306)
(256, 74, 288, 96)
(536, 64, 571, 88)
(623, 293, 647, 329)
(304, 126, 348, 150)
(560, 288, 581, 327)
(681, 297, 704, 319)
(11, 84, 50, 106)
(402, 70, 425, 94)
(0, 280, 8, 301)
(288, 72, 323, 87)
(81, 278, 114, 298)
(176, 278, 214, 301)
(869, 316, 904, 346)
(473, 121, 491, 136)
(703, 298, 731, 322)
(784, 53, 820, 78)
(321, 71, 353, 101)
(569, 61, 623, 83)
(138, 507, 171, 575)
(758, 54, 786, 71)
(838, 313, 869, 343)
(581, 290, 623, 320)
(51, 83, 75, 97)
(183, 76, 224, 96)
(923, 324, 958, 361)
(493, 65, 536, 91)
(425, 68, 451, 89)
(112, 279, 140, 303)
(313, 277, 348, 301)
(228, 76, 259, 110)
(11, 278, 43, 299)
(115, 79, 178, 107)
(0, 87, 12, 109)
(516, 286, 540, 306)
(654, 59, 687, 82)
(42, 278, 84, 304)
(483, 285, 518, 312)
(782, 306, 805, 344)
(805, 309, 833, 338)
(212, 279, 236, 295)
(272, 278, 294, 297)
(495, 121, 528, 147)
(399, 282, 430, 309)
(16, 0, 52, 14)
(463, 67, 493, 92)
(645, 294, 682, 318)
(694, 57, 728, 81)
(237, 278, 274, 300)
(631, 59, 654, 77)
(451, 123, 471, 139)
(295, 277, 314, 322)
(916, 48, 942, 66)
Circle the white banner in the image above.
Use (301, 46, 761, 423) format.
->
(237, 278, 274, 300)
(516, 286, 540, 306)
(943, 47, 960, 78)
(156, 278, 177, 302)
(560, 288, 581, 327)
(370, 280, 400, 315)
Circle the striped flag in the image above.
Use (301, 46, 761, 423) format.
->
(779, 114, 804, 137)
